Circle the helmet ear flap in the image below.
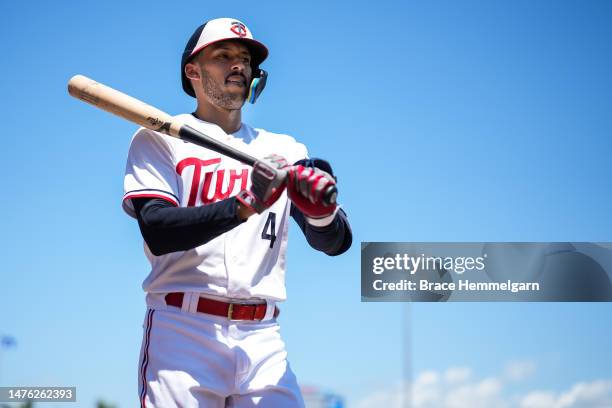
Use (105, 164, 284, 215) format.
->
(247, 69, 268, 104)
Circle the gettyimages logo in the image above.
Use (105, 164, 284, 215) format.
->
(372, 253, 486, 275)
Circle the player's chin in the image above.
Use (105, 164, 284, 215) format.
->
(224, 86, 248, 102)
(221, 92, 247, 109)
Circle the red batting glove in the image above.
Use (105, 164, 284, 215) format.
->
(237, 154, 289, 214)
(287, 165, 337, 219)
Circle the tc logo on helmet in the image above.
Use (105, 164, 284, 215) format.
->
(230, 22, 247, 37)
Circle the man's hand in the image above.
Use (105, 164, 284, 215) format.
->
(237, 154, 289, 214)
(287, 164, 337, 219)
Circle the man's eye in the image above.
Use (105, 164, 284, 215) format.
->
(242, 58, 251, 63)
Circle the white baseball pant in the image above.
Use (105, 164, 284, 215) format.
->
(138, 307, 305, 407)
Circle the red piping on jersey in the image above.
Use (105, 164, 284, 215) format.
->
(124, 194, 179, 207)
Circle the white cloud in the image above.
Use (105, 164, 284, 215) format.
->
(413, 371, 442, 407)
(444, 367, 472, 384)
(504, 360, 537, 382)
(356, 363, 612, 408)
(520, 391, 557, 408)
(555, 380, 612, 408)
(520, 380, 612, 408)
(416, 370, 440, 387)
(444, 378, 507, 408)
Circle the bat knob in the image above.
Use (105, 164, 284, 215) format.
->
(322, 185, 337, 206)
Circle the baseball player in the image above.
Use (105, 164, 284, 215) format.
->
(122, 17, 352, 408)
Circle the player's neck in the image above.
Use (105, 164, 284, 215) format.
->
(193, 103, 242, 134)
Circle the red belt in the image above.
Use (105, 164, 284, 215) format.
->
(164, 292, 279, 321)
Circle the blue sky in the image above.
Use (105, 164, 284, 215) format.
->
(1, 0, 612, 407)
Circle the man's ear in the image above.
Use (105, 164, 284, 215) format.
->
(184, 63, 201, 81)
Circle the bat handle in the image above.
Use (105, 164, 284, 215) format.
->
(283, 175, 337, 206)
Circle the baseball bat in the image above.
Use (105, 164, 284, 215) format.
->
(67, 75, 337, 206)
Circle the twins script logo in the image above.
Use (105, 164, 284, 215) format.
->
(177, 157, 248, 207)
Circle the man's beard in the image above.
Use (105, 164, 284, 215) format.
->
(201, 69, 246, 110)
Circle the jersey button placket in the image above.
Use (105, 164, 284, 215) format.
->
(224, 231, 242, 297)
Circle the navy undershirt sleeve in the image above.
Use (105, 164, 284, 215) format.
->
(133, 197, 352, 257)
(290, 205, 353, 256)
(133, 197, 245, 256)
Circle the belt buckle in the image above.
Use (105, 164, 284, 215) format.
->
(227, 303, 249, 321)
(227, 302, 264, 321)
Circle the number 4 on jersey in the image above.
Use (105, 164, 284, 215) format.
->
(261, 212, 276, 248)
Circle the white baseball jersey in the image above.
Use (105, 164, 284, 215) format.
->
(123, 113, 308, 301)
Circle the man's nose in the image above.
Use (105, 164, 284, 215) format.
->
(230, 59, 247, 72)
